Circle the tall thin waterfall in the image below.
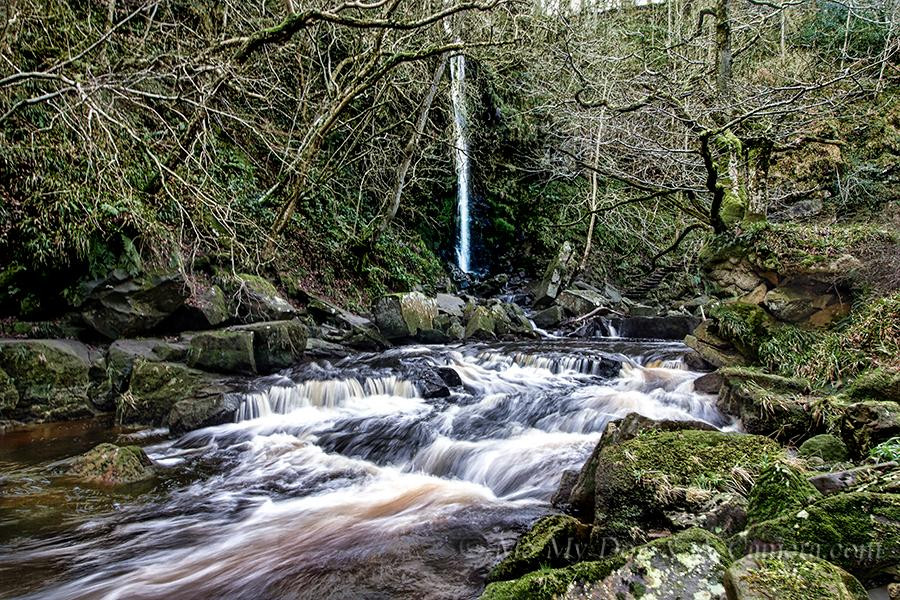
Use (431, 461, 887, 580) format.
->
(448, 51, 472, 274)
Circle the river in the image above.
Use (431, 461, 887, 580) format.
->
(0, 339, 728, 599)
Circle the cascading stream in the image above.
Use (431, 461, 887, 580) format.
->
(0, 340, 729, 600)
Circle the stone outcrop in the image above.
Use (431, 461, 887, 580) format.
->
(67, 443, 155, 485)
(80, 271, 190, 339)
(373, 292, 438, 340)
(724, 552, 868, 600)
(533, 241, 576, 306)
(221, 273, 298, 324)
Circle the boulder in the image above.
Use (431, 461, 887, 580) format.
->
(80, 271, 189, 338)
(556, 289, 608, 317)
(724, 552, 868, 600)
(847, 368, 900, 403)
(685, 335, 748, 368)
(122, 359, 233, 426)
(373, 292, 437, 340)
(481, 528, 732, 600)
(67, 443, 155, 485)
(746, 462, 822, 526)
(841, 400, 900, 457)
(737, 492, 900, 585)
(708, 259, 766, 296)
(175, 284, 229, 329)
(465, 306, 496, 339)
(808, 462, 899, 496)
(533, 241, 576, 306)
(186, 330, 257, 375)
(167, 393, 242, 434)
(763, 285, 836, 323)
(231, 320, 307, 373)
(798, 434, 849, 463)
(223, 273, 298, 324)
(435, 293, 465, 318)
(0, 339, 96, 421)
(694, 371, 725, 394)
(105, 339, 188, 403)
(716, 368, 815, 441)
(532, 305, 565, 329)
(487, 515, 590, 583)
(307, 296, 388, 351)
(567, 413, 719, 517)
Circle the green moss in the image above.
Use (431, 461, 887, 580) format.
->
(67, 443, 155, 485)
(713, 303, 779, 361)
(488, 515, 590, 582)
(726, 552, 869, 600)
(119, 359, 211, 425)
(798, 434, 849, 463)
(847, 368, 900, 402)
(747, 462, 822, 525)
(592, 430, 782, 538)
(738, 492, 900, 584)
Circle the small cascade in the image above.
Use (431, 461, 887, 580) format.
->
(235, 376, 419, 421)
(473, 349, 620, 376)
(448, 50, 472, 273)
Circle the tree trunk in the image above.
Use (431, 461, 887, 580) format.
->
(745, 141, 773, 222)
(715, 0, 732, 96)
(579, 120, 604, 272)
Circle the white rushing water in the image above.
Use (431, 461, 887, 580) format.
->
(0, 340, 729, 600)
(448, 51, 472, 274)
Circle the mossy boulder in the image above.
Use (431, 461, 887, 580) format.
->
(223, 273, 298, 324)
(167, 393, 242, 434)
(80, 270, 189, 339)
(717, 368, 817, 441)
(465, 306, 496, 339)
(67, 443, 155, 485)
(488, 515, 590, 583)
(0, 339, 96, 421)
(848, 368, 900, 403)
(737, 492, 900, 584)
(121, 359, 233, 426)
(747, 462, 822, 525)
(481, 528, 731, 600)
(372, 292, 438, 339)
(187, 330, 257, 374)
(798, 434, 849, 463)
(104, 339, 188, 404)
(685, 334, 748, 368)
(532, 305, 565, 329)
(584, 426, 782, 544)
(712, 303, 779, 361)
(231, 320, 307, 373)
(724, 552, 868, 600)
(762, 285, 832, 324)
(841, 401, 900, 457)
(567, 413, 718, 517)
(180, 284, 229, 328)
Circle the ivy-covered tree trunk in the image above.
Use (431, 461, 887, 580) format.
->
(745, 140, 773, 222)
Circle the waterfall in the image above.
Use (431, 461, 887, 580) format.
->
(448, 51, 472, 273)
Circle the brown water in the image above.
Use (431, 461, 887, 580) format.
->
(0, 340, 727, 600)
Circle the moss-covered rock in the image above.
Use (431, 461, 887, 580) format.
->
(798, 434, 849, 463)
(587, 427, 782, 544)
(231, 319, 307, 373)
(717, 368, 818, 441)
(556, 289, 607, 317)
(223, 273, 298, 324)
(481, 528, 731, 600)
(848, 368, 900, 403)
(747, 462, 822, 526)
(465, 305, 496, 339)
(67, 443, 155, 485)
(0, 339, 96, 421)
(763, 285, 835, 324)
(121, 359, 232, 426)
(712, 303, 779, 361)
(737, 492, 900, 584)
(567, 414, 718, 517)
(532, 305, 564, 329)
(841, 400, 900, 457)
(186, 330, 257, 374)
(685, 334, 748, 368)
(167, 393, 242, 434)
(488, 515, 590, 583)
(724, 552, 868, 600)
(372, 292, 438, 339)
(533, 240, 576, 306)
